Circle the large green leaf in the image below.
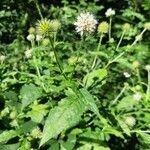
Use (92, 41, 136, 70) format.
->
(83, 68, 107, 88)
(40, 89, 87, 146)
(20, 84, 42, 110)
(0, 130, 19, 143)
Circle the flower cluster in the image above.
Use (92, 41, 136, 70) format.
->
(105, 8, 115, 17)
(74, 12, 98, 36)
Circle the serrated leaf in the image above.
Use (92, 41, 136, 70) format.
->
(20, 84, 42, 110)
(79, 88, 108, 125)
(40, 90, 87, 146)
(83, 68, 107, 88)
(0, 130, 19, 143)
(138, 132, 150, 144)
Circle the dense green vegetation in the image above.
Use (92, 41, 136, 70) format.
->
(0, 0, 150, 149)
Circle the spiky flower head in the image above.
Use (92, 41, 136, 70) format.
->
(144, 22, 150, 30)
(31, 127, 42, 139)
(74, 12, 98, 36)
(36, 18, 61, 36)
(105, 8, 115, 17)
(98, 22, 109, 34)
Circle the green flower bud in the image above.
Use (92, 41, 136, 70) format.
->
(123, 23, 131, 32)
(144, 22, 150, 30)
(9, 111, 17, 119)
(31, 127, 42, 139)
(125, 116, 136, 127)
(98, 22, 109, 34)
(42, 38, 50, 46)
(132, 61, 140, 68)
(28, 27, 36, 34)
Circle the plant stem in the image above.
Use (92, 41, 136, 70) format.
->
(49, 36, 68, 80)
(131, 28, 147, 47)
(112, 85, 127, 105)
(105, 52, 125, 68)
(116, 31, 125, 51)
(91, 34, 103, 70)
(109, 17, 112, 41)
(33, 55, 47, 92)
(34, 0, 43, 19)
(146, 69, 150, 101)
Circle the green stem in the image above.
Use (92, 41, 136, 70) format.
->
(146, 70, 150, 101)
(116, 31, 125, 51)
(131, 28, 147, 47)
(105, 52, 125, 68)
(91, 34, 103, 70)
(112, 85, 127, 105)
(49, 36, 68, 80)
(109, 17, 112, 41)
(34, 0, 43, 19)
(33, 55, 47, 92)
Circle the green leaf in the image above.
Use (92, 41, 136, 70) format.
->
(27, 104, 48, 123)
(79, 88, 108, 125)
(20, 84, 42, 110)
(103, 127, 124, 139)
(83, 69, 107, 88)
(116, 96, 138, 111)
(138, 132, 150, 144)
(117, 119, 131, 136)
(40, 90, 87, 146)
(0, 143, 19, 150)
(0, 130, 19, 143)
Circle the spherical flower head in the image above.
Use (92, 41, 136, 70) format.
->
(123, 72, 131, 78)
(132, 61, 140, 68)
(0, 55, 6, 63)
(105, 8, 115, 17)
(36, 35, 43, 42)
(31, 127, 42, 139)
(25, 49, 32, 58)
(123, 23, 131, 32)
(144, 22, 150, 30)
(28, 27, 36, 34)
(74, 12, 98, 36)
(37, 19, 61, 36)
(133, 92, 142, 101)
(125, 116, 136, 127)
(98, 21, 109, 34)
(27, 34, 35, 41)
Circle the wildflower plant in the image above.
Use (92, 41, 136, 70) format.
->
(0, 1, 150, 150)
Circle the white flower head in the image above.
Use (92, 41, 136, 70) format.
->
(105, 8, 115, 17)
(36, 35, 43, 42)
(74, 12, 98, 36)
(133, 92, 142, 101)
(25, 49, 32, 58)
(27, 34, 35, 41)
(125, 116, 136, 127)
(145, 65, 150, 71)
(0, 55, 6, 63)
(123, 72, 131, 78)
